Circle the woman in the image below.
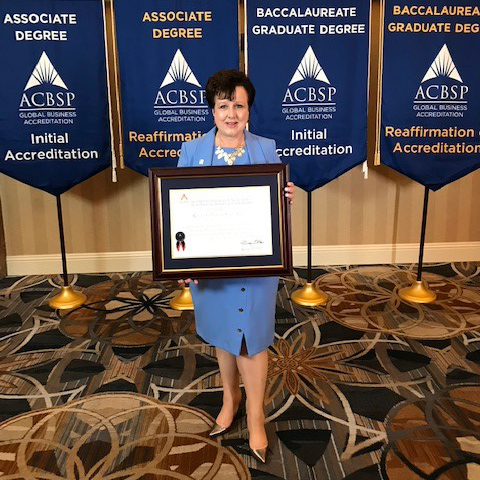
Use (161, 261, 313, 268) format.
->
(177, 69, 294, 463)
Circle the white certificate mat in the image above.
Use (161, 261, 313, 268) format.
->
(169, 186, 273, 259)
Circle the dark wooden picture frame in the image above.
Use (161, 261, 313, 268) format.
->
(149, 164, 292, 280)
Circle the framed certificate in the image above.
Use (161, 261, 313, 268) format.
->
(149, 164, 292, 279)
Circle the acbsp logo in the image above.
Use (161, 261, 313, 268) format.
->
(154, 49, 207, 107)
(414, 44, 468, 102)
(283, 46, 336, 106)
(19, 52, 75, 109)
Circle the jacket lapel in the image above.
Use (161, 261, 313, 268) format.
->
(193, 127, 216, 166)
(245, 130, 268, 164)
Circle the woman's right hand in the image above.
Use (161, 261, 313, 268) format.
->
(178, 278, 198, 285)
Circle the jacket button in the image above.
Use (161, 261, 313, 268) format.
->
(241, 287, 245, 291)
(239, 308, 244, 312)
(237, 328, 242, 332)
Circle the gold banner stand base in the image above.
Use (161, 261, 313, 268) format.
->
(49, 286, 87, 310)
(170, 285, 194, 310)
(291, 282, 328, 307)
(399, 280, 436, 304)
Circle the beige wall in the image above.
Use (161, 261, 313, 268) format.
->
(1, 161, 478, 257)
(1, 0, 479, 258)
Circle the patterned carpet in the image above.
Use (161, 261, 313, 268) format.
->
(0, 263, 479, 479)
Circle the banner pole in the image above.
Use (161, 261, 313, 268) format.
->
(307, 190, 312, 283)
(291, 190, 327, 307)
(374, 0, 385, 166)
(102, 0, 118, 181)
(240, 0, 246, 73)
(108, 0, 125, 169)
(416, 186, 430, 281)
(399, 186, 436, 303)
(56, 194, 69, 287)
(48, 195, 86, 310)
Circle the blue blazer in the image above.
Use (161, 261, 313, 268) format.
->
(177, 126, 280, 167)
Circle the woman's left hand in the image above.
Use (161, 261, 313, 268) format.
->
(284, 181, 295, 204)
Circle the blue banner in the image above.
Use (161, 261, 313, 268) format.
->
(380, 1, 480, 190)
(0, 0, 112, 196)
(114, 0, 239, 176)
(247, 0, 370, 192)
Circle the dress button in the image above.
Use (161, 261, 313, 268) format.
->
(237, 328, 242, 332)
(239, 308, 244, 312)
(241, 287, 245, 291)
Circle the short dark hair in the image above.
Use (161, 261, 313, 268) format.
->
(205, 69, 255, 109)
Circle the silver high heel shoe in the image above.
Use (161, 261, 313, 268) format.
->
(250, 446, 268, 463)
(209, 403, 242, 437)
(247, 411, 268, 462)
(209, 421, 232, 437)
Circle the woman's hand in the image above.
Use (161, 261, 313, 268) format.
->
(284, 181, 295, 204)
(178, 278, 198, 285)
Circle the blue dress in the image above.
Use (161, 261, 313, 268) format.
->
(187, 146, 279, 356)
